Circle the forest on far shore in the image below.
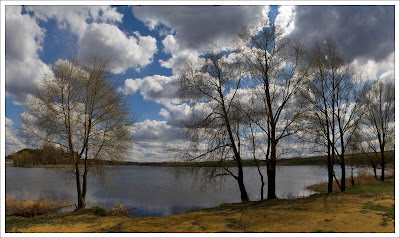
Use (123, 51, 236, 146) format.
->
(6, 145, 394, 169)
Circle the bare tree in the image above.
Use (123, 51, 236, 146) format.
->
(178, 51, 250, 202)
(362, 80, 395, 181)
(22, 56, 132, 208)
(347, 129, 363, 186)
(246, 115, 266, 200)
(354, 124, 379, 179)
(237, 23, 309, 199)
(302, 39, 365, 192)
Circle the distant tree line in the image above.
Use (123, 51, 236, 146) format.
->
(7, 146, 394, 168)
(7, 144, 72, 166)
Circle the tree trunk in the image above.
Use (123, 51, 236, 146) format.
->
(228, 130, 249, 202)
(257, 159, 265, 200)
(327, 155, 333, 193)
(266, 160, 276, 199)
(219, 85, 249, 202)
(368, 156, 378, 179)
(77, 192, 86, 209)
(255, 156, 265, 201)
(380, 148, 385, 181)
(266, 142, 277, 199)
(350, 167, 355, 186)
(260, 181, 265, 201)
(329, 130, 335, 193)
(237, 160, 249, 202)
(74, 156, 84, 209)
(81, 157, 88, 208)
(340, 154, 346, 191)
(327, 140, 333, 193)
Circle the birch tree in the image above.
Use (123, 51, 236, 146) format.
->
(23, 56, 132, 208)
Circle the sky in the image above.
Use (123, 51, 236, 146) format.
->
(3, 3, 396, 161)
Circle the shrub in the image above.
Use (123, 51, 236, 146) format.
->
(6, 196, 72, 217)
(109, 204, 131, 216)
(91, 206, 107, 216)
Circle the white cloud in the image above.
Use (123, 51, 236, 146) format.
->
(125, 119, 186, 162)
(352, 52, 394, 82)
(131, 120, 181, 142)
(159, 103, 192, 127)
(26, 6, 157, 74)
(25, 6, 123, 37)
(378, 69, 395, 83)
(78, 24, 157, 73)
(274, 6, 296, 37)
(122, 75, 180, 106)
(5, 6, 51, 105)
(5, 117, 25, 155)
(160, 34, 200, 73)
(126, 141, 181, 162)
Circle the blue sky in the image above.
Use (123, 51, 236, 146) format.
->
(4, 4, 396, 161)
(7, 6, 174, 123)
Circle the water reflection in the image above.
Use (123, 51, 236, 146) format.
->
(6, 165, 372, 217)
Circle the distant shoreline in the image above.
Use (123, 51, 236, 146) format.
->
(6, 150, 395, 169)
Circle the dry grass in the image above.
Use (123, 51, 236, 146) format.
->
(109, 204, 131, 216)
(307, 172, 391, 193)
(6, 195, 73, 217)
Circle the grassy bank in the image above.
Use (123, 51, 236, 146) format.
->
(307, 171, 394, 193)
(6, 179, 394, 233)
(6, 196, 73, 217)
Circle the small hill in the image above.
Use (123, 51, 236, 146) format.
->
(6, 146, 72, 167)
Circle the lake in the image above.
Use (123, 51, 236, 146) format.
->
(5, 165, 372, 217)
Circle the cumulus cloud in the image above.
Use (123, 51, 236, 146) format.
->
(131, 120, 182, 143)
(378, 70, 395, 83)
(133, 6, 269, 73)
(274, 6, 296, 37)
(122, 75, 180, 106)
(25, 6, 123, 37)
(159, 34, 200, 72)
(126, 142, 181, 162)
(126, 120, 186, 162)
(352, 52, 394, 81)
(5, 6, 51, 104)
(25, 6, 157, 73)
(159, 103, 192, 127)
(5, 117, 25, 155)
(290, 5, 394, 62)
(79, 24, 157, 73)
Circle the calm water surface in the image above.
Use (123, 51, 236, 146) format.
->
(5, 165, 370, 217)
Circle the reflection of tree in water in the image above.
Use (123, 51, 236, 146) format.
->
(173, 166, 234, 197)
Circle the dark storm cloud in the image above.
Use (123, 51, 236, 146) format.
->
(132, 6, 267, 50)
(290, 6, 394, 62)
